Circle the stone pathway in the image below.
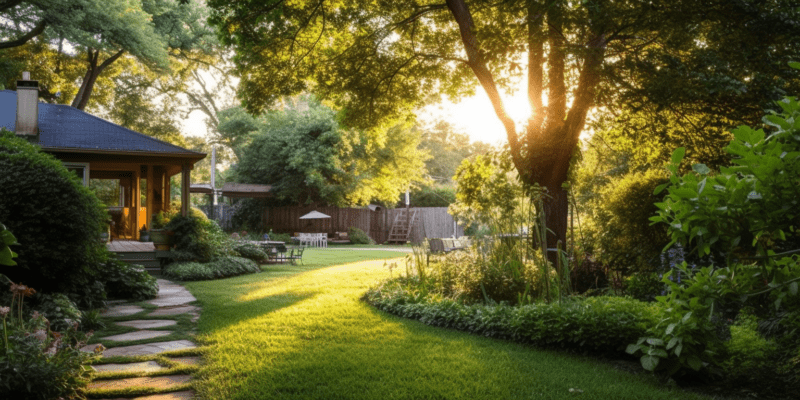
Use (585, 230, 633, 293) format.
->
(82, 279, 201, 400)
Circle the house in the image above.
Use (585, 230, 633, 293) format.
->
(0, 72, 206, 240)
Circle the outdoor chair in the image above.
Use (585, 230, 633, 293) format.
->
(290, 246, 305, 265)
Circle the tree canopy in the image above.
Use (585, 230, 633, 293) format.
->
(232, 99, 428, 207)
(208, 0, 800, 252)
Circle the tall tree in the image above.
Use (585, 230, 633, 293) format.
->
(233, 99, 427, 206)
(208, 0, 800, 255)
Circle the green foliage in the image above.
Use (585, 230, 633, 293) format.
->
(417, 120, 494, 184)
(31, 293, 81, 332)
(365, 281, 662, 355)
(624, 272, 665, 303)
(0, 222, 18, 267)
(163, 256, 259, 281)
(99, 259, 158, 301)
(233, 99, 427, 206)
(165, 214, 234, 263)
(449, 151, 525, 229)
(635, 95, 800, 376)
(724, 313, 776, 375)
(0, 130, 109, 294)
(401, 185, 456, 208)
(234, 242, 268, 261)
(584, 169, 671, 272)
(347, 227, 374, 245)
(1, 284, 96, 400)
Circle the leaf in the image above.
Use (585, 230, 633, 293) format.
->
(654, 183, 669, 195)
(687, 356, 703, 370)
(640, 355, 660, 371)
(665, 323, 677, 336)
(671, 147, 686, 166)
(790, 61, 800, 70)
(666, 337, 678, 350)
(697, 178, 707, 195)
(790, 281, 798, 296)
(682, 311, 693, 323)
(646, 338, 665, 346)
(692, 163, 710, 175)
(675, 343, 683, 357)
(626, 344, 640, 355)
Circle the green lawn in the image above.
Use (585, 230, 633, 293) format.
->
(185, 249, 709, 400)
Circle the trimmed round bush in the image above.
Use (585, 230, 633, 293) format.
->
(0, 131, 107, 294)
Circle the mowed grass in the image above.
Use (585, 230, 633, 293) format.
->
(185, 248, 708, 400)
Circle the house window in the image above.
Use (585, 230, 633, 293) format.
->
(63, 162, 89, 186)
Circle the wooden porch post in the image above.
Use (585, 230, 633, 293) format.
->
(133, 168, 140, 240)
(165, 174, 171, 213)
(181, 163, 190, 217)
(146, 165, 154, 229)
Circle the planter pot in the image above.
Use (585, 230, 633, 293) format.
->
(99, 232, 110, 243)
(150, 229, 173, 250)
(139, 231, 150, 242)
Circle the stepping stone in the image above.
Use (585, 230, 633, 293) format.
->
(99, 340, 197, 357)
(148, 280, 196, 307)
(101, 330, 171, 342)
(170, 356, 201, 366)
(92, 361, 166, 374)
(148, 305, 199, 316)
(101, 305, 144, 317)
(134, 391, 194, 400)
(116, 319, 177, 329)
(87, 374, 191, 390)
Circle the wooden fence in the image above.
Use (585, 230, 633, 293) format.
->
(262, 206, 464, 243)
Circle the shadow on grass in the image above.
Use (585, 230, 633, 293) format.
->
(216, 303, 697, 400)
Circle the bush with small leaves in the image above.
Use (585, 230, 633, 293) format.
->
(348, 227, 374, 244)
(163, 256, 259, 281)
(0, 130, 108, 295)
(100, 259, 158, 301)
(234, 242, 268, 261)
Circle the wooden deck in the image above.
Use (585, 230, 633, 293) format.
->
(107, 240, 155, 253)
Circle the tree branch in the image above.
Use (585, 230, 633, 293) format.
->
(0, 19, 46, 50)
(445, 0, 519, 166)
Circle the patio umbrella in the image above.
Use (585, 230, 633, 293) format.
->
(299, 210, 331, 219)
(299, 210, 331, 232)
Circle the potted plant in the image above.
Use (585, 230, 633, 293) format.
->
(149, 212, 173, 250)
(139, 225, 150, 242)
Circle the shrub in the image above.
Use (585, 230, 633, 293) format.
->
(234, 242, 268, 261)
(268, 232, 292, 243)
(348, 227, 374, 245)
(1, 282, 96, 400)
(166, 215, 235, 262)
(100, 259, 158, 301)
(0, 131, 108, 294)
(364, 281, 663, 355)
(583, 169, 670, 273)
(163, 256, 259, 281)
(623, 272, 665, 302)
(31, 293, 82, 332)
(569, 256, 609, 294)
(635, 96, 800, 376)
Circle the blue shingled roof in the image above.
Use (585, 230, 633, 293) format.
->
(0, 90, 203, 156)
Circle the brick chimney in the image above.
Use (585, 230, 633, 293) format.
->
(15, 71, 39, 140)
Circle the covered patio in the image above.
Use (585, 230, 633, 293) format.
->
(1, 75, 206, 241)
